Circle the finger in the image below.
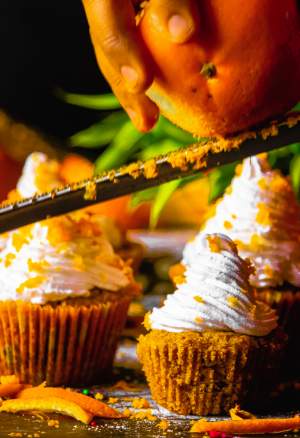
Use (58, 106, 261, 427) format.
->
(93, 42, 159, 132)
(148, 0, 197, 43)
(82, 0, 153, 94)
(124, 93, 159, 133)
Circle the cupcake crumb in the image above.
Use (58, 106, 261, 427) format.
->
(130, 410, 157, 421)
(108, 397, 119, 404)
(47, 419, 60, 428)
(157, 419, 169, 431)
(131, 398, 150, 409)
(122, 408, 156, 421)
(8, 434, 41, 438)
(122, 408, 132, 417)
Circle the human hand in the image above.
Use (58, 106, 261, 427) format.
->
(82, 0, 196, 132)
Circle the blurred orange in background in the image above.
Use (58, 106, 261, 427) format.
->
(60, 154, 151, 230)
(60, 154, 211, 230)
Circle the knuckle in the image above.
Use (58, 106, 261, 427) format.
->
(100, 31, 122, 53)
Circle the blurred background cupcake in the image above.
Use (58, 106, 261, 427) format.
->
(0, 152, 140, 386)
(138, 233, 285, 415)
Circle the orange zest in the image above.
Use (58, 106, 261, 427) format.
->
(190, 416, 300, 434)
(0, 397, 93, 424)
(17, 387, 123, 418)
(0, 383, 24, 398)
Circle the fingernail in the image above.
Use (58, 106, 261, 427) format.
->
(127, 108, 138, 123)
(168, 14, 191, 42)
(127, 108, 145, 131)
(121, 65, 139, 89)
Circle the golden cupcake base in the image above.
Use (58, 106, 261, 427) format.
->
(137, 329, 286, 416)
(0, 296, 131, 386)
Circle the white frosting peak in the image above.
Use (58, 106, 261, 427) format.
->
(17, 152, 62, 197)
(184, 155, 300, 288)
(150, 234, 277, 336)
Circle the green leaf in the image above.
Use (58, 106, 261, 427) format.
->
(290, 154, 300, 198)
(292, 102, 300, 111)
(157, 117, 194, 143)
(268, 144, 293, 167)
(150, 180, 181, 228)
(138, 139, 181, 160)
(94, 120, 144, 171)
(289, 143, 300, 154)
(208, 162, 237, 203)
(57, 89, 121, 110)
(70, 112, 128, 148)
(130, 187, 158, 208)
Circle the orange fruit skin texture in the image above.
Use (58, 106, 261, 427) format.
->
(140, 0, 300, 137)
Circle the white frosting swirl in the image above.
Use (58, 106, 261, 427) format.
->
(0, 217, 130, 303)
(0, 153, 132, 303)
(184, 155, 300, 288)
(17, 152, 62, 197)
(150, 234, 277, 336)
(15, 153, 123, 248)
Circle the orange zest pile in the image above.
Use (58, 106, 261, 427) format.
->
(0, 375, 123, 425)
(190, 415, 300, 434)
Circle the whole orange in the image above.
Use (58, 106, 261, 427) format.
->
(139, 0, 300, 136)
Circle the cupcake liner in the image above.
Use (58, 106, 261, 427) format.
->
(259, 289, 300, 379)
(137, 329, 286, 416)
(0, 297, 130, 386)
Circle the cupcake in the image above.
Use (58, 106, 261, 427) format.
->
(0, 153, 140, 385)
(7, 152, 143, 270)
(138, 233, 284, 416)
(183, 154, 300, 377)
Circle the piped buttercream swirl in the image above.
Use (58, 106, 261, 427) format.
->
(0, 153, 132, 303)
(16, 152, 62, 197)
(150, 233, 277, 336)
(184, 155, 300, 288)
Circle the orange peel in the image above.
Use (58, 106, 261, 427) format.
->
(17, 387, 123, 418)
(229, 404, 257, 420)
(0, 375, 20, 385)
(0, 397, 93, 424)
(190, 416, 300, 434)
(0, 383, 24, 398)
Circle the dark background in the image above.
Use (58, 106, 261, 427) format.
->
(0, 1, 108, 142)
